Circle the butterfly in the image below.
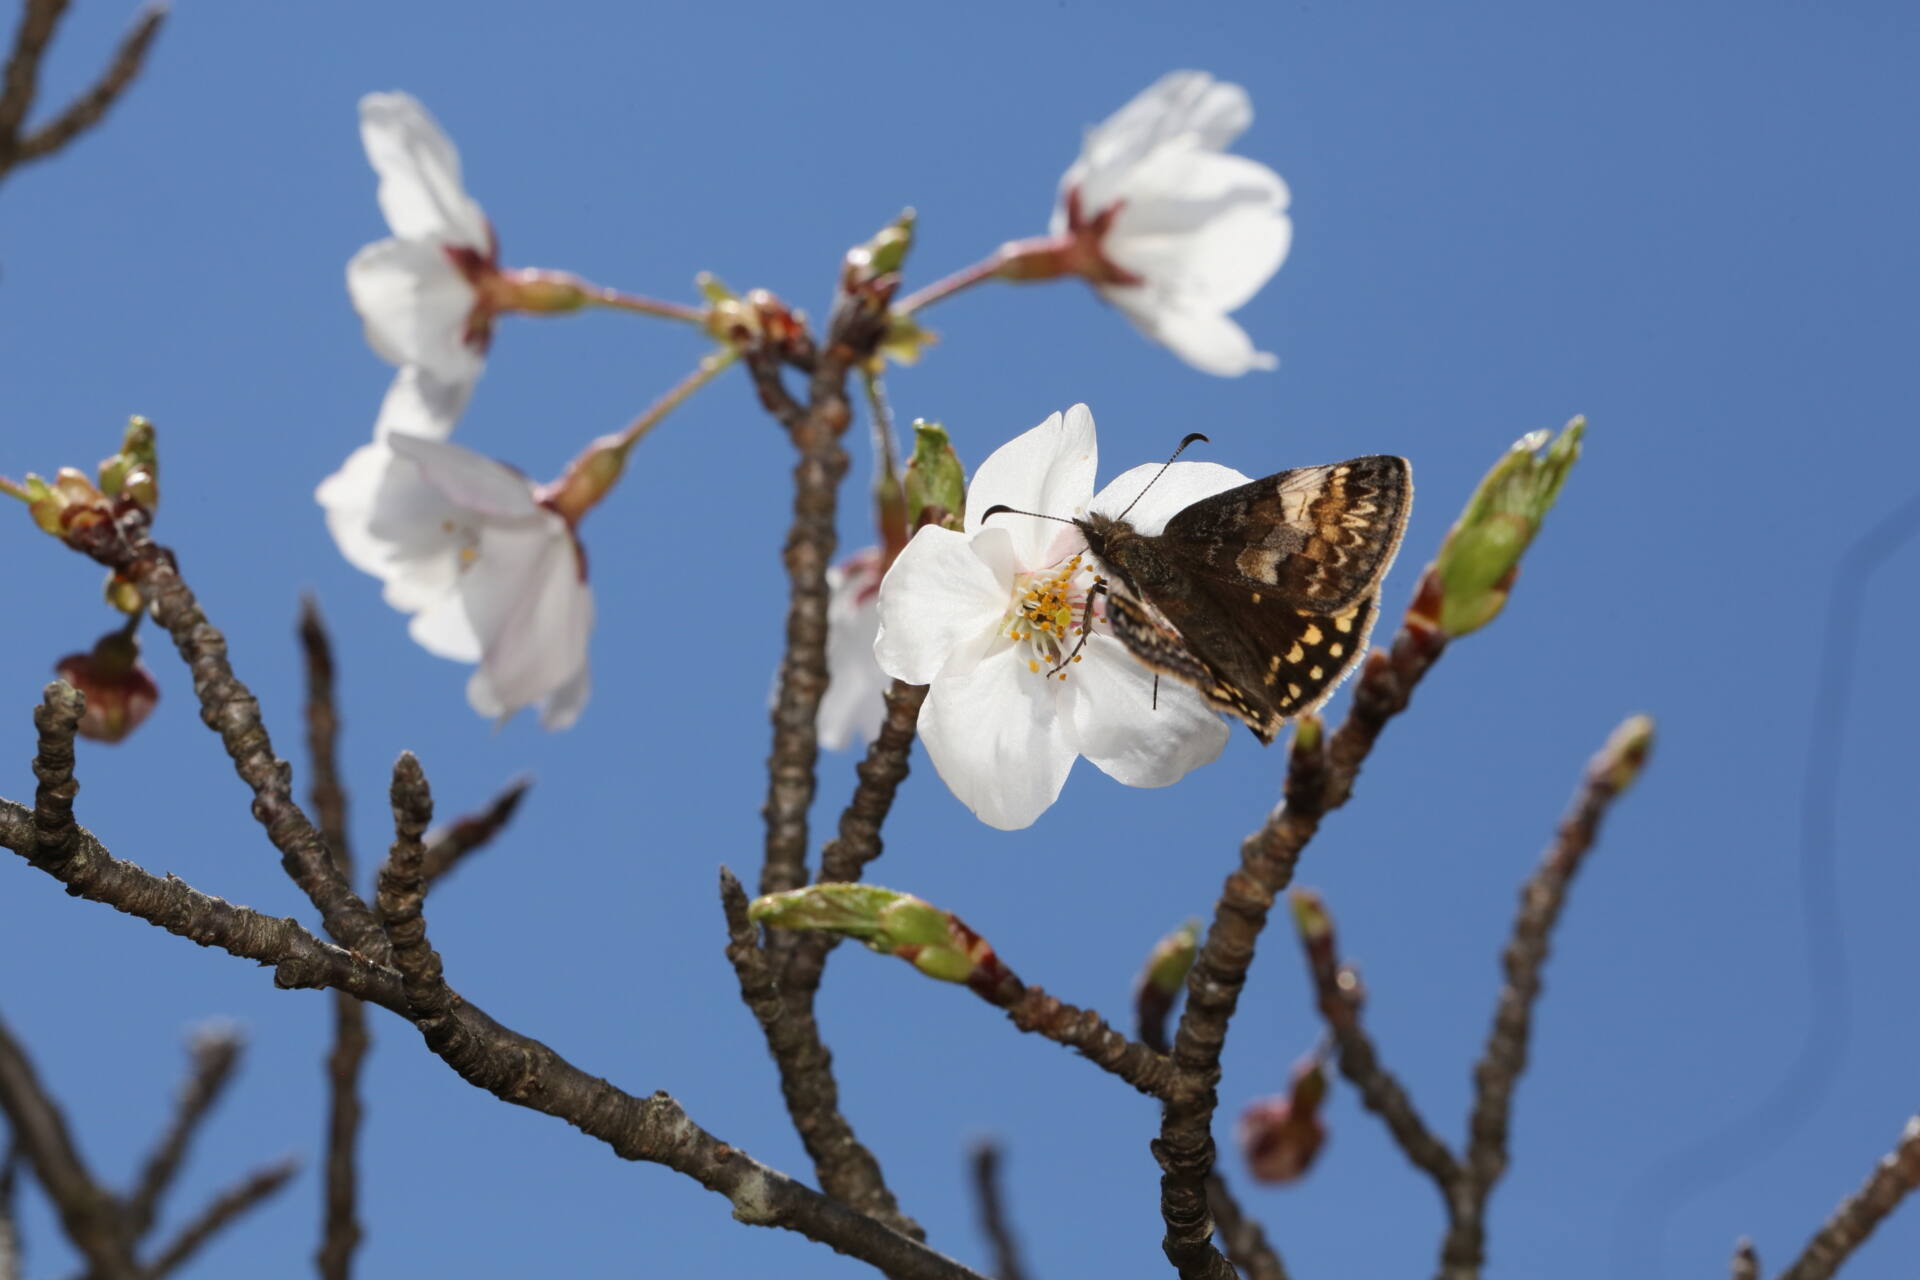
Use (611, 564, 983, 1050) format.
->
(1064, 441, 1412, 743)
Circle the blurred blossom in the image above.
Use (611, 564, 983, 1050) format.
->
(1051, 71, 1292, 376)
(346, 93, 496, 439)
(54, 623, 158, 743)
(316, 433, 592, 729)
(818, 548, 889, 752)
(872, 404, 1231, 829)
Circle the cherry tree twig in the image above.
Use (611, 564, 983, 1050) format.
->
(969, 1142, 1030, 1280)
(0, 689, 986, 1280)
(1731, 1239, 1758, 1280)
(0, 0, 166, 184)
(139, 1157, 299, 1280)
(1775, 1117, 1920, 1280)
(123, 1024, 244, 1241)
(0, 1145, 19, 1280)
(1204, 1174, 1289, 1280)
(298, 601, 368, 1280)
(420, 777, 531, 887)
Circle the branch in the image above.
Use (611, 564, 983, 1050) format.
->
(16, 3, 163, 165)
(123, 1024, 244, 1240)
(65, 508, 391, 966)
(719, 868, 921, 1237)
(0, 1145, 18, 1280)
(299, 600, 367, 1280)
(1205, 1174, 1289, 1280)
(0, 0, 67, 145)
(0, 740, 983, 1278)
(998, 984, 1173, 1100)
(420, 777, 530, 887)
(139, 1156, 297, 1280)
(969, 1142, 1030, 1280)
(0, 1011, 136, 1280)
(1291, 890, 1459, 1198)
(374, 753, 450, 1019)
(1442, 715, 1653, 1278)
(1775, 1117, 1920, 1280)
(785, 679, 928, 994)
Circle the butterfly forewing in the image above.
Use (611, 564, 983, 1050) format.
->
(1156, 456, 1412, 611)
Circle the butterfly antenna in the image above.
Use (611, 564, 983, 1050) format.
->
(980, 504, 1076, 525)
(1116, 432, 1210, 523)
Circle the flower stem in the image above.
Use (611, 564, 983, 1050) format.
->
(0, 475, 25, 502)
(613, 347, 740, 456)
(583, 287, 707, 325)
(862, 369, 910, 560)
(893, 248, 1013, 316)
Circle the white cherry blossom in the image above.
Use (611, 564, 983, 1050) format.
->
(347, 93, 498, 437)
(874, 404, 1239, 829)
(1052, 71, 1292, 376)
(818, 547, 890, 751)
(316, 432, 592, 729)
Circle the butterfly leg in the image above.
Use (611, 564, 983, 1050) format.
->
(1046, 577, 1108, 676)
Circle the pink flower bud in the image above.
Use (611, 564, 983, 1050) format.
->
(1236, 1059, 1329, 1185)
(54, 627, 159, 743)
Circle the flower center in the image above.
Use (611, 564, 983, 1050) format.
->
(1004, 552, 1106, 681)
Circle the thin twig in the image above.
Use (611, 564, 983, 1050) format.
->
(719, 867, 922, 1237)
(1442, 716, 1653, 1279)
(0, 782, 983, 1278)
(0, 1012, 136, 1280)
(1775, 1117, 1920, 1280)
(300, 600, 367, 1280)
(65, 509, 392, 967)
(420, 777, 531, 887)
(969, 1142, 1030, 1280)
(0, 0, 68, 144)
(139, 1156, 298, 1280)
(1205, 1174, 1289, 1280)
(16, 4, 163, 166)
(1731, 1238, 1758, 1280)
(0, 1144, 19, 1280)
(785, 680, 927, 995)
(1156, 616, 1449, 1280)
(123, 1025, 244, 1240)
(999, 985, 1173, 1100)
(374, 753, 449, 1019)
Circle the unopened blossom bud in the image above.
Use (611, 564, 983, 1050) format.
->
(1417, 418, 1584, 638)
(24, 469, 110, 538)
(1133, 918, 1199, 1051)
(1593, 714, 1655, 795)
(847, 208, 915, 282)
(54, 624, 159, 743)
(1236, 1056, 1329, 1184)
(103, 573, 143, 614)
(750, 883, 1017, 997)
(903, 420, 965, 530)
(97, 416, 159, 510)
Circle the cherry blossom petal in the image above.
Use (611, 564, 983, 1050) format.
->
(1089, 460, 1252, 534)
(1103, 151, 1291, 315)
(347, 238, 481, 381)
(1066, 632, 1229, 786)
(963, 405, 1098, 566)
(537, 663, 592, 732)
(387, 434, 539, 519)
(462, 523, 592, 722)
(1106, 291, 1276, 376)
(874, 525, 1017, 685)
(374, 365, 475, 441)
(359, 92, 489, 248)
(818, 561, 888, 751)
(918, 651, 1078, 830)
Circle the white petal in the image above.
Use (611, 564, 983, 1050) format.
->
(818, 560, 889, 751)
(874, 525, 1016, 685)
(1067, 633, 1229, 786)
(317, 441, 466, 593)
(347, 238, 484, 380)
(918, 652, 1077, 830)
(1062, 72, 1252, 206)
(359, 92, 490, 248)
(963, 405, 1099, 567)
(463, 524, 593, 724)
(538, 663, 592, 731)
(386, 434, 538, 519)
(1090, 460, 1251, 535)
(374, 365, 476, 441)
(1102, 150, 1291, 314)
(1106, 291, 1276, 376)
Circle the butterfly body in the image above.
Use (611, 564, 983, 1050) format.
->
(1075, 455, 1413, 744)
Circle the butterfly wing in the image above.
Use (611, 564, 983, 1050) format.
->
(1110, 587, 1380, 744)
(1157, 456, 1412, 612)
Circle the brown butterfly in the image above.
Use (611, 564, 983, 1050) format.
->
(991, 438, 1412, 743)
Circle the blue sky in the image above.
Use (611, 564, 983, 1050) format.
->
(3, 1, 1919, 1277)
